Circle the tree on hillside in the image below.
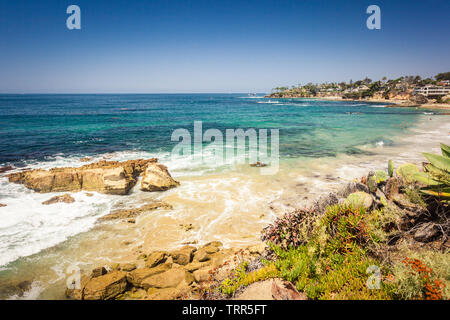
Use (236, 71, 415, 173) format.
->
(435, 72, 450, 81)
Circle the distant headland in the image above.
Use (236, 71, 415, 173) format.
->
(266, 72, 450, 110)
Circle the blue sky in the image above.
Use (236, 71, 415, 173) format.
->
(0, 0, 449, 93)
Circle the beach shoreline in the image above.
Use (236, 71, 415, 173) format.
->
(1, 110, 449, 299)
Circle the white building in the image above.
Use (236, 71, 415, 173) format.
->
(413, 85, 450, 96)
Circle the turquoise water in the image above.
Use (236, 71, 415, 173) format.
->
(0, 94, 437, 166)
(0, 94, 448, 299)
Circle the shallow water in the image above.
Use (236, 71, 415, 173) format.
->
(0, 94, 448, 299)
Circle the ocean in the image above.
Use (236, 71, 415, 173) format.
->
(0, 94, 448, 299)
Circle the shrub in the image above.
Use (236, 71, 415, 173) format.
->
(261, 209, 316, 249)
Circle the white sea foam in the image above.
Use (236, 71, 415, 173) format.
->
(0, 177, 120, 267)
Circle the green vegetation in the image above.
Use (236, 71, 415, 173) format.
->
(414, 143, 450, 202)
(270, 72, 448, 99)
(217, 143, 449, 300)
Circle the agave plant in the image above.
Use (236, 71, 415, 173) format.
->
(414, 143, 450, 202)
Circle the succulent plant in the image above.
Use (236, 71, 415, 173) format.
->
(388, 160, 394, 177)
(414, 143, 450, 202)
(367, 172, 377, 193)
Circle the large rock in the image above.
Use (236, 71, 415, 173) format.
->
(384, 177, 402, 200)
(7, 159, 158, 195)
(42, 194, 75, 205)
(82, 271, 128, 300)
(170, 246, 196, 265)
(141, 268, 194, 289)
(126, 264, 172, 288)
(345, 192, 373, 210)
(145, 251, 168, 268)
(140, 163, 180, 192)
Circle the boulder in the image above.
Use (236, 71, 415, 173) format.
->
(384, 177, 402, 200)
(126, 264, 172, 288)
(82, 271, 128, 300)
(345, 192, 373, 210)
(141, 269, 194, 289)
(0, 203, 6, 207)
(312, 192, 339, 214)
(42, 194, 75, 205)
(193, 250, 210, 263)
(184, 261, 211, 273)
(147, 287, 182, 300)
(145, 251, 168, 268)
(271, 279, 306, 300)
(119, 263, 136, 272)
(7, 159, 157, 195)
(413, 223, 440, 242)
(91, 267, 107, 278)
(140, 163, 179, 192)
(193, 268, 211, 283)
(171, 246, 196, 265)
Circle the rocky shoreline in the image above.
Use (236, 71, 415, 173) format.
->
(1, 145, 448, 300)
(6, 159, 179, 195)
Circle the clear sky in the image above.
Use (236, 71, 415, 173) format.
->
(0, 0, 449, 93)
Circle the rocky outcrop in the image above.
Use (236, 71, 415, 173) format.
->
(42, 194, 75, 205)
(66, 270, 128, 300)
(66, 241, 265, 301)
(140, 163, 180, 192)
(7, 159, 178, 195)
(98, 202, 173, 221)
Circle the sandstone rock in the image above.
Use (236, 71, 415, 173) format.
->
(385, 177, 402, 200)
(42, 194, 75, 205)
(184, 261, 211, 273)
(204, 241, 223, 248)
(145, 251, 168, 268)
(119, 263, 136, 272)
(140, 163, 179, 192)
(126, 264, 172, 288)
(91, 267, 107, 278)
(193, 268, 211, 283)
(7, 159, 157, 195)
(82, 271, 128, 300)
(141, 268, 194, 289)
(413, 223, 440, 242)
(98, 202, 172, 221)
(117, 288, 147, 300)
(345, 191, 373, 210)
(202, 245, 219, 254)
(193, 250, 210, 263)
(147, 287, 181, 300)
(313, 192, 339, 214)
(271, 279, 306, 300)
(171, 246, 196, 265)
